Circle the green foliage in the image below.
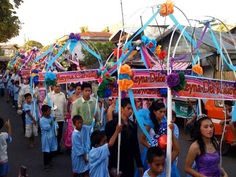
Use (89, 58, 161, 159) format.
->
(102, 26, 110, 32)
(80, 26, 89, 33)
(82, 41, 115, 68)
(0, 0, 23, 42)
(23, 40, 43, 50)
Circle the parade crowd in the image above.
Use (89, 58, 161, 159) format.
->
(0, 68, 231, 177)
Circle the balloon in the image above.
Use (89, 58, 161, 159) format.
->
(158, 134, 167, 150)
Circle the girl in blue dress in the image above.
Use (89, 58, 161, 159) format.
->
(140, 101, 180, 177)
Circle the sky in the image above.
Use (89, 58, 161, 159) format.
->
(8, 0, 236, 46)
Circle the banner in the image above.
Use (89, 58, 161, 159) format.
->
(179, 76, 236, 100)
(35, 69, 236, 100)
(132, 69, 192, 88)
(39, 70, 98, 84)
(112, 88, 162, 98)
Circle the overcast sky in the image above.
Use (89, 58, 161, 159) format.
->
(8, 0, 236, 46)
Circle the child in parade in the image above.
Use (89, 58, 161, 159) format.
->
(105, 98, 143, 177)
(142, 147, 165, 177)
(0, 118, 12, 177)
(0, 74, 4, 97)
(40, 105, 58, 170)
(71, 82, 100, 127)
(13, 80, 20, 109)
(140, 101, 180, 177)
(185, 115, 228, 177)
(23, 93, 38, 148)
(64, 83, 82, 150)
(88, 125, 122, 177)
(67, 83, 76, 98)
(71, 115, 90, 177)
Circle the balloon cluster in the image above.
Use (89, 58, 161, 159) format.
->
(166, 72, 186, 92)
(45, 72, 57, 86)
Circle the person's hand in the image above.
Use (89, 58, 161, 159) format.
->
(110, 168, 122, 177)
(4, 120, 10, 129)
(33, 119, 37, 126)
(115, 124, 123, 133)
(220, 120, 225, 125)
(138, 167, 144, 176)
(83, 154, 89, 163)
(168, 123, 175, 131)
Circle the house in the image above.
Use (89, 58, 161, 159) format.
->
(155, 26, 236, 80)
(0, 44, 17, 62)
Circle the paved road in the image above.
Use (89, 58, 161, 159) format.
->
(0, 95, 236, 177)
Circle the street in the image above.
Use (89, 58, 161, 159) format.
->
(0, 96, 236, 177)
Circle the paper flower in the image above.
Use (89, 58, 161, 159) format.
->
(114, 48, 122, 58)
(119, 64, 133, 77)
(118, 64, 134, 91)
(97, 76, 116, 98)
(141, 36, 157, 52)
(160, 0, 174, 17)
(192, 64, 203, 75)
(69, 33, 81, 41)
(156, 45, 162, 55)
(118, 79, 134, 91)
(167, 72, 186, 92)
(158, 50, 167, 60)
(159, 88, 167, 97)
(45, 72, 57, 86)
(167, 73, 180, 88)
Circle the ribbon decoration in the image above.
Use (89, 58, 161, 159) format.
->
(69, 33, 80, 53)
(34, 44, 54, 62)
(209, 25, 236, 71)
(169, 14, 201, 65)
(80, 41, 103, 68)
(46, 40, 70, 71)
(128, 89, 152, 143)
(232, 102, 236, 122)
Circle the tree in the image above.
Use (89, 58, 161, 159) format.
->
(80, 26, 89, 33)
(23, 40, 43, 50)
(102, 26, 110, 32)
(0, 0, 23, 42)
(82, 41, 115, 68)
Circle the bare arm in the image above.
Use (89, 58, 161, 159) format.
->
(107, 104, 115, 122)
(25, 111, 36, 124)
(108, 125, 122, 147)
(171, 135, 180, 162)
(5, 120, 12, 136)
(140, 125, 151, 148)
(185, 142, 206, 177)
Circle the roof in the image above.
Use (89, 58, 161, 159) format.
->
(80, 31, 112, 38)
(157, 26, 236, 54)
